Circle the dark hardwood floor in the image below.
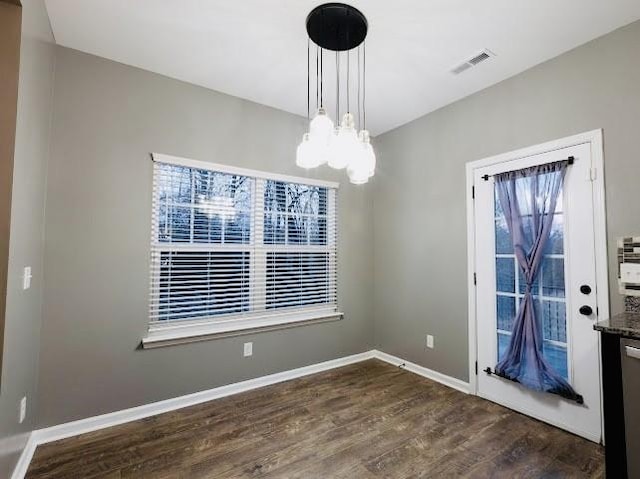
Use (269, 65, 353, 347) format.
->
(27, 359, 604, 478)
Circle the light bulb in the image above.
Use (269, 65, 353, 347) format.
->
(326, 127, 341, 168)
(316, 129, 332, 166)
(296, 133, 321, 169)
(309, 108, 334, 147)
(359, 130, 376, 177)
(347, 130, 370, 185)
(328, 113, 359, 170)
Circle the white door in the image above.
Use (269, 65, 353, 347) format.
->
(473, 141, 603, 442)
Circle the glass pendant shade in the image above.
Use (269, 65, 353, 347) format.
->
(347, 158, 369, 184)
(325, 127, 341, 168)
(346, 130, 370, 185)
(309, 108, 334, 147)
(347, 168, 369, 185)
(296, 133, 321, 169)
(360, 130, 376, 177)
(328, 113, 359, 170)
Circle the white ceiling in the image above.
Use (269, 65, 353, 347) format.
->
(44, 0, 640, 136)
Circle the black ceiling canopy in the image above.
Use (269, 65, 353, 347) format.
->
(306, 3, 368, 52)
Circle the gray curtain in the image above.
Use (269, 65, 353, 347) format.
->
(494, 160, 582, 403)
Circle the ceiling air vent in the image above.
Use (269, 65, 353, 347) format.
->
(451, 49, 495, 75)
(468, 51, 491, 65)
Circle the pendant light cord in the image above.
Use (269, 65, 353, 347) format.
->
(357, 45, 361, 130)
(336, 51, 340, 121)
(306, 37, 310, 121)
(320, 48, 323, 108)
(316, 45, 319, 111)
(363, 41, 366, 130)
(346, 49, 350, 114)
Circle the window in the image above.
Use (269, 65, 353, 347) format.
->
(494, 180, 568, 380)
(144, 154, 339, 347)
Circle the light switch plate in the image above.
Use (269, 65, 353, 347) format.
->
(243, 342, 253, 357)
(19, 396, 26, 424)
(426, 335, 434, 349)
(621, 263, 640, 284)
(22, 267, 32, 290)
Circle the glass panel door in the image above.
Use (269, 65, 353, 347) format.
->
(473, 140, 603, 442)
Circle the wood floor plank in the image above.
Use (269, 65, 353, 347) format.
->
(247, 389, 459, 477)
(26, 360, 604, 479)
(33, 361, 380, 462)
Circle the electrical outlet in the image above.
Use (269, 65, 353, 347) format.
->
(243, 342, 253, 357)
(426, 335, 434, 349)
(22, 267, 32, 290)
(19, 396, 26, 424)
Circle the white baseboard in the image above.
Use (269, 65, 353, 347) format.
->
(371, 350, 471, 394)
(10, 432, 37, 479)
(13, 349, 468, 478)
(33, 350, 376, 447)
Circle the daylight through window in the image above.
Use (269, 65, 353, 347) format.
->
(149, 157, 338, 330)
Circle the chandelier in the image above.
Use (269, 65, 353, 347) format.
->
(296, 3, 375, 185)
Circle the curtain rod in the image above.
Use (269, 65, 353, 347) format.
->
(481, 156, 574, 181)
(482, 366, 584, 404)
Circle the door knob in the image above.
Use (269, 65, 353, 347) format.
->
(579, 305, 593, 316)
(580, 285, 592, 295)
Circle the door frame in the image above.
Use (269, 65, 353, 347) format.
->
(465, 129, 609, 433)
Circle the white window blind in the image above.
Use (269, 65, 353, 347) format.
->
(149, 156, 338, 332)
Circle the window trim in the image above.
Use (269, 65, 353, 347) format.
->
(143, 153, 342, 348)
(151, 153, 340, 189)
(142, 307, 343, 348)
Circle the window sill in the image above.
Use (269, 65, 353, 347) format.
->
(141, 309, 344, 349)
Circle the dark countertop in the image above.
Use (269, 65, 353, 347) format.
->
(594, 312, 640, 339)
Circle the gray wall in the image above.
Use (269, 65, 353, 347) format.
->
(24, 10, 640, 432)
(37, 47, 374, 427)
(373, 20, 640, 382)
(0, 0, 54, 476)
